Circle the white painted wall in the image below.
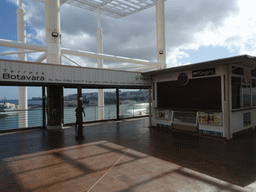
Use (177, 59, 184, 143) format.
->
(231, 108, 256, 134)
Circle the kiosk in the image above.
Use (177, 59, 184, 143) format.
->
(143, 55, 256, 139)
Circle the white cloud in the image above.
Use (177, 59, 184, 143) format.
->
(166, 48, 190, 67)
(175, 0, 256, 60)
(164, 0, 256, 66)
(61, 31, 94, 51)
(26, 28, 45, 44)
(227, 0, 256, 56)
(213, 0, 256, 55)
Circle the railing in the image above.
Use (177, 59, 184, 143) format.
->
(0, 108, 43, 131)
(63, 105, 117, 124)
(120, 103, 149, 118)
(63, 103, 149, 124)
(0, 103, 149, 131)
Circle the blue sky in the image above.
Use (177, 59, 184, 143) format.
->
(0, 1, 17, 40)
(0, 0, 256, 99)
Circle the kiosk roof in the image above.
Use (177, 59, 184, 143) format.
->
(143, 55, 256, 76)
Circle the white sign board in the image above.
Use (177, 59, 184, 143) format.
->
(0, 60, 150, 87)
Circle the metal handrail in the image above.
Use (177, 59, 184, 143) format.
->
(0, 102, 149, 131)
(0, 108, 43, 131)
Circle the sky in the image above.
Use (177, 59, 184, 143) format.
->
(0, 0, 256, 99)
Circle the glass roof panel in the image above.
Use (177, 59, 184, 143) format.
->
(36, 0, 157, 18)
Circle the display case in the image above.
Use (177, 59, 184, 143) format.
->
(172, 111, 198, 132)
(172, 111, 197, 124)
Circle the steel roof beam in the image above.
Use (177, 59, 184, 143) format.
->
(0, 39, 47, 52)
(61, 47, 159, 67)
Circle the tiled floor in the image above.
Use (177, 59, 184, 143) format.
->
(1, 117, 256, 191)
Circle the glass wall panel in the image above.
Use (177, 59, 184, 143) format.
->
(231, 77, 241, 109)
(252, 79, 256, 106)
(0, 86, 43, 130)
(252, 69, 256, 77)
(173, 111, 197, 124)
(63, 88, 117, 124)
(119, 89, 149, 118)
(242, 85, 251, 108)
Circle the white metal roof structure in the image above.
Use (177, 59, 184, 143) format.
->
(37, 0, 158, 18)
(0, 0, 167, 70)
(0, 0, 167, 122)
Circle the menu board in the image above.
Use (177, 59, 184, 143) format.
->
(157, 76, 222, 111)
(198, 112, 222, 126)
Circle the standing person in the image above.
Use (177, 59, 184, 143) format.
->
(75, 105, 86, 129)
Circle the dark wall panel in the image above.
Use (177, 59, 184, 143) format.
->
(157, 76, 222, 111)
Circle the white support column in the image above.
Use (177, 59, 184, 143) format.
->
(149, 87, 152, 127)
(224, 65, 231, 140)
(45, 0, 61, 64)
(17, 0, 28, 128)
(97, 9, 104, 120)
(45, 0, 62, 130)
(156, 0, 166, 69)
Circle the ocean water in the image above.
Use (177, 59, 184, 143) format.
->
(0, 102, 149, 131)
(0, 99, 42, 105)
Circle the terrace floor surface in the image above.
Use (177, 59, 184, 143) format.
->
(1, 117, 256, 192)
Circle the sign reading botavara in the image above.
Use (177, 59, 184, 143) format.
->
(0, 60, 151, 86)
(3, 73, 45, 81)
